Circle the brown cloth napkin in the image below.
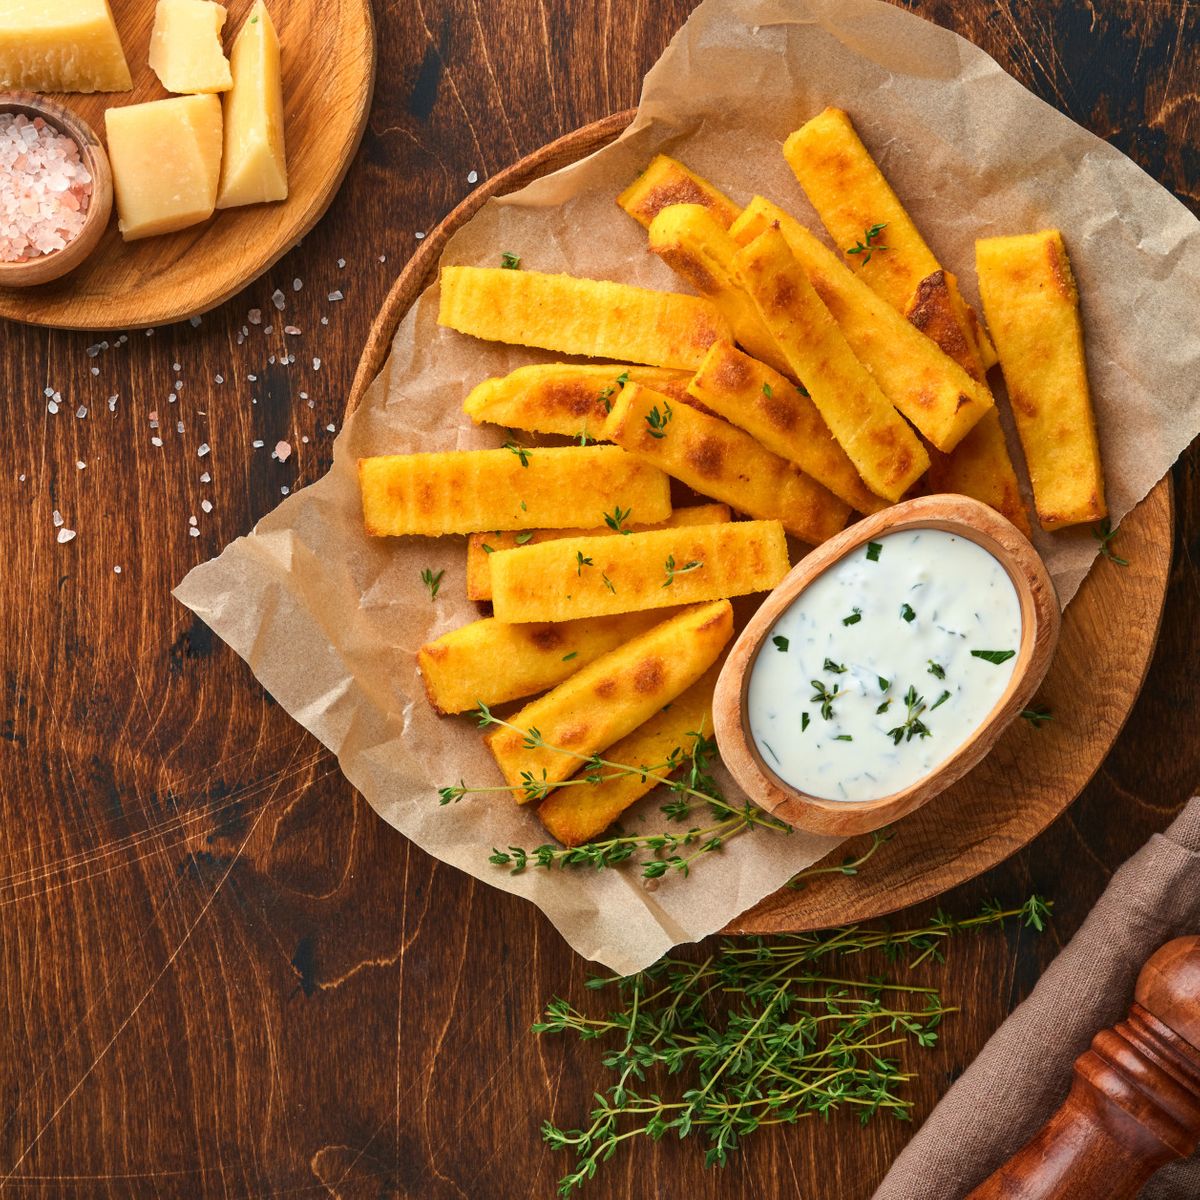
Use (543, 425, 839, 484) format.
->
(874, 798, 1200, 1200)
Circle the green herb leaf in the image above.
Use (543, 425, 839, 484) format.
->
(846, 221, 889, 265)
(931, 690, 951, 710)
(604, 505, 633, 534)
(503, 440, 531, 467)
(772, 635, 789, 652)
(1020, 705, 1053, 728)
(420, 567, 444, 600)
(576, 550, 594, 576)
(927, 660, 945, 679)
(866, 541, 883, 562)
(900, 603, 916, 623)
(645, 402, 673, 439)
(842, 608, 862, 626)
(801, 711, 810, 731)
(1092, 518, 1129, 566)
(971, 649, 1016, 665)
(823, 658, 847, 674)
(833, 734, 853, 742)
(500, 251, 521, 270)
(515, 530, 535, 545)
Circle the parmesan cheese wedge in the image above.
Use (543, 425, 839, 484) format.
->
(149, 0, 232, 94)
(105, 95, 223, 240)
(0, 0, 132, 93)
(216, 0, 288, 209)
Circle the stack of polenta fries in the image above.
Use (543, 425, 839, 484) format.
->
(358, 106, 1107, 852)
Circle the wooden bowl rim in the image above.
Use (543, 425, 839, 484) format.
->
(0, 92, 113, 287)
(713, 495, 1062, 837)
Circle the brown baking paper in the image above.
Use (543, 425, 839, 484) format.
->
(175, 0, 1200, 974)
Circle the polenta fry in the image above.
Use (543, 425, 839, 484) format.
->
(489, 520, 788, 624)
(617, 155, 741, 230)
(487, 602, 733, 801)
(466, 504, 731, 602)
(438, 266, 730, 370)
(359, 445, 671, 537)
(603, 383, 849, 543)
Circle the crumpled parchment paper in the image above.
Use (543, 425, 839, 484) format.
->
(175, 0, 1200, 973)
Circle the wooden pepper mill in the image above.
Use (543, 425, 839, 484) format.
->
(967, 936, 1200, 1199)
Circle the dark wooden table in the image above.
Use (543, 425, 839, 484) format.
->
(1, 2, 1196, 1196)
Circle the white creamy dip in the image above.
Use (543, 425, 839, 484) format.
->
(747, 529, 1022, 802)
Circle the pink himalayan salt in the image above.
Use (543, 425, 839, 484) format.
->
(0, 113, 92, 263)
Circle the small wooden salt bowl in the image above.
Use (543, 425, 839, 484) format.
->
(713, 494, 1061, 838)
(0, 93, 113, 288)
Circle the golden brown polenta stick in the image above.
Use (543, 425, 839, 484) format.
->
(783, 107, 989, 378)
(647, 204, 789, 373)
(466, 504, 731, 602)
(617, 155, 741, 231)
(734, 227, 929, 502)
(602, 383, 849, 543)
(926, 410, 1031, 536)
(358, 445, 671, 537)
(489, 521, 788, 624)
(688, 341, 885, 516)
(487, 602, 733, 801)
(729, 198, 992, 453)
(417, 610, 671, 715)
(537, 665, 719, 846)
(438, 266, 729, 370)
(975, 231, 1105, 530)
(462, 364, 693, 441)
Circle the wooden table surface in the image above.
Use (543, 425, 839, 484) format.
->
(1, 2, 1197, 1197)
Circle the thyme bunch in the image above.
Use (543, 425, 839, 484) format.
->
(536, 895, 1051, 1193)
(439, 704, 791, 880)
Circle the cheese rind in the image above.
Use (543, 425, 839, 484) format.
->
(0, 0, 132, 93)
(149, 0, 232, 95)
(216, 0, 288, 208)
(105, 94, 223, 240)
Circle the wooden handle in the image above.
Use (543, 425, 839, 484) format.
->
(967, 937, 1200, 1199)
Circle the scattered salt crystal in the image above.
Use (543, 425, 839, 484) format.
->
(146, 328, 154, 336)
(18, 474, 24, 481)
(247, 373, 257, 381)
(263, 324, 273, 334)
(89, 366, 99, 376)
(200, 471, 211, 482)
(188, 515, 197, 526)
(189, 527, 199, 538)
(85, 344, 101, 358)
(168, 392, 177, 403)
(284, 325, 300, 335)
(172, 362, 181, 372)
(415, 231, 425, 240)
(337, 257, 346, 268)
(107, 395, 118, 411)
(248, 308, 262, 325)
(151, 436, 163, 447)
(312, 357, 321, 370)
(272, 439, 291, 461)
(281, 486, 289, 495)
(301, 435, 309, 444)
(326, 423, 336, 432)
(299, 391, 308, 400)
(113, 565, 121, 574)
(268, 355, 276, 364)
(379, 254, 386, 263)
(320, 317, 328, 326)
(467, 169, 479, 184)
(327, 290, 343, 302)
(214, 374, 224, 384)
(76, 460, 85, 469)
(189, 316, 201, 327)
(57, 528, 76, 544)
(43, 386, 53, 397)
(176, 420, 184, 433)
(201, 499, 213, 513)
(197, 442, 210, 457)
(47, 400, 58, 414)
(271, 289, 286, 311)
(252, 439, 264, 448)
(75, 405, 86, 418)
(293, 277, 302, 291)
(52, 509, 63, 527)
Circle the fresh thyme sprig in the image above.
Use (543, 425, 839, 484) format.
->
(596, 371, 630, 414)
(503, 440, 532, 467)
(604, 505, 633, 534)
(789, 828, 893, 889)
(645, 402, 673, 438)
(887, 685, 930, 745)
(810, 679, 841, 720)
(419, 567, 444, 599)
(440, 704, 790, 880)
(662, 555, 703, 587)
(846, 221, 889, 265)
(1020, 704, 1053, 728)
(1093, 518, 1129, 566)
(536, 895, 1051, 1193)
(500, 250, 521, 270)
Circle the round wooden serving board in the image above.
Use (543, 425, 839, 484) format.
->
(347, 111, 1174, 934)
(0, 0, 375, 330)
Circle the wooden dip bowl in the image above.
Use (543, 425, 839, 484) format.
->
(713, 494, 1061, 838)
(0, 92, 113, 287)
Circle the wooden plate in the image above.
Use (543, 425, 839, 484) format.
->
(0, 0, 375, 330)
(346, 111, 1173, 933)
